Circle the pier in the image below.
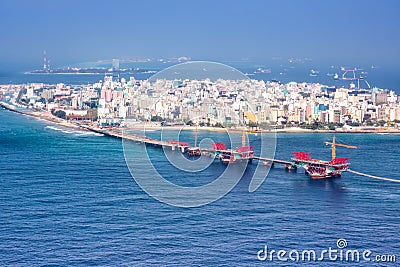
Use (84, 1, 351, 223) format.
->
(86, 127, 190, 152)
(2, 101, 399, 183)
(252, 156, 291, 165)
(88, 127, 400, 182)
(86, 126, 292, 167)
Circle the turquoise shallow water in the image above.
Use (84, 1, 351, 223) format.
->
(0, 108, 399, 266)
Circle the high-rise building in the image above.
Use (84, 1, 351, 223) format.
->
(43, 50, 47, 71)
(372, 90, 387, 105)
(112, 59, 120, 82)
(43, 50, 50, 72)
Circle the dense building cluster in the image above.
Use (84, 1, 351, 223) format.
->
(1, 75, 399, 129)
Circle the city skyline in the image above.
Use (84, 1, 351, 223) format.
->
(1, 0, 400, 69)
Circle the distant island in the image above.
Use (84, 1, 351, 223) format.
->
(28, 67, 158, 75)
(28, 54, 191, 75)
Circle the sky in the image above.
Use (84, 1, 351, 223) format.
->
(1, 0, 400, 69)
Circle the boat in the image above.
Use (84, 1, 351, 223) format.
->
(291, 137, 357, 179)
(187, 147, 201, 156)
(218, 146, 254, 164)
(219, 150, 234, 164)
(284, 164, 297, 172)
(213, 131, 254, 164)
(292, 152, 351, 178)
(253, 67, 271, 74)
(244, 72, 255, 76)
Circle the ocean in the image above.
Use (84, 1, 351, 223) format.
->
(0, 61, 399, 93)
(0, 107, 399, 266)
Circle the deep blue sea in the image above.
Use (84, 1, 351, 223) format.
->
(1, 107, 399, 266)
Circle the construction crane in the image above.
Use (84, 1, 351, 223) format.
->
(242, 129, 247, 147)
(194, 124, 198, 147)
(325, 136, 357, 161)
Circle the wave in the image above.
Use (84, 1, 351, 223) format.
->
(74, 132, 104, 137)
(45, 126, 104, 137)
(45, 126, 64, 131)
(45, 126, 79, 135)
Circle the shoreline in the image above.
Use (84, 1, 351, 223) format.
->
(0, 101, 86, 131)
(1, 101, 400, 135)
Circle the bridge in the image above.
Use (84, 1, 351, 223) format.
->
(3, 100, 399, 183)
(87, 127, 292, 166)
(86, 127, 190, 152)
(86, 127, 400, 183)
(252, 156, 292, 165)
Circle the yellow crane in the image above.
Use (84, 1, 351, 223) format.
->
(194, 124, 198, 147)
(242, 130, 247, 147)
(325, 136, 357, 161)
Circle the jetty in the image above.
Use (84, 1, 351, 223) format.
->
(86, 127, 400, 183)
(2, 101, 399, 183)
(85, 126, 292, 166)
(86, 127, 190, 152)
